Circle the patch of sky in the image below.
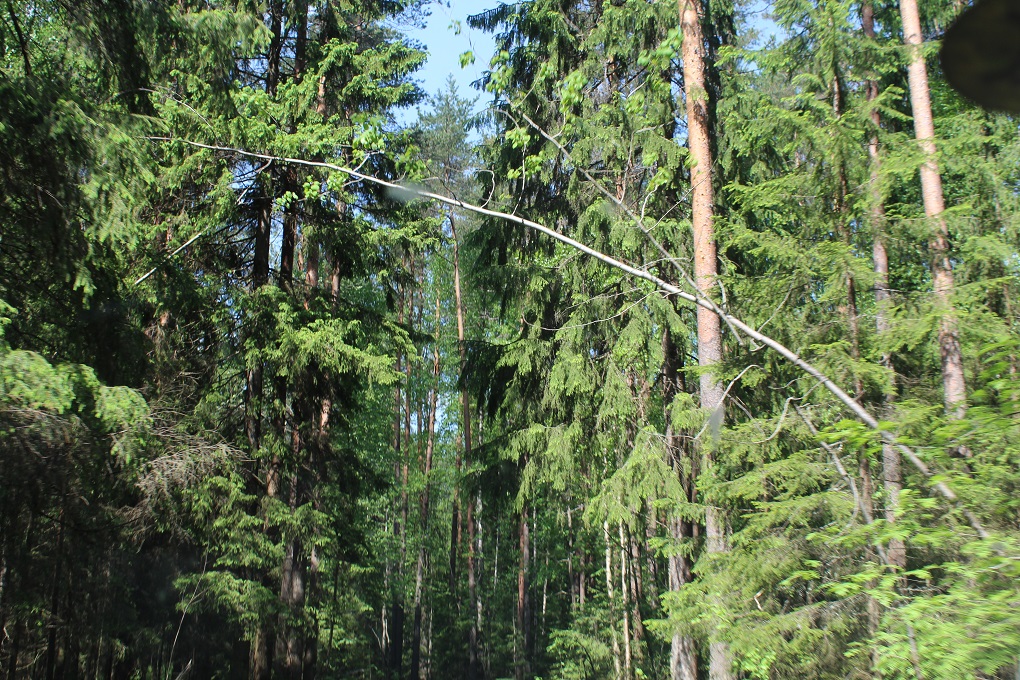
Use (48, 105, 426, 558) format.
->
(395, 0, 498, 125)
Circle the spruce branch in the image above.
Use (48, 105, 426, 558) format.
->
(515, 111, 745, 345)
(143, 136, 991, 541)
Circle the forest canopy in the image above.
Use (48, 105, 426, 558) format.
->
(1, 0, 1019, 679)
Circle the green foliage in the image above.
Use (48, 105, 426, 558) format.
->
(3, 0, 1020, 678)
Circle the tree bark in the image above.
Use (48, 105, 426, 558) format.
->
(515, 502, 531, 680)
(605, 521, 623, 680)
(450, 213, 471, 600)
(680, 1, 730, 677)
(249, 7, 282, 674)
(663, 328, 697, 680)
(389, 264, 410, 680)
(863, 0, 906, 576)
(410, 295, 441, 680)
(898, 0, 967, 419)
(619, 523, 632, 680)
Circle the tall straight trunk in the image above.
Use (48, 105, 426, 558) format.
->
(411, 295, 441, 680)
(293, 0, 307, 83)
(251, 8, 282, 675)
(265, 0, 282, 97)
(832, 67, 883, 664)
(467, 490, 484, 680)
(515, 501, 531, 680)
(605, 521, 623, 680)
(643, 500, 659, 613)
(662, 329, 697, 680)
(566, 505, 577, 610)
(864, 0, 906, 573)
(247, 381, 269, 675)
(466, 493, 480, 680)
(450, 213, 471, 600)
(302, 546, 319, 680)
(898, 0, 967, 418)
(680, 2, 730, 677)
(280, 195, 297, 290)
(402, 253, 415, 565)
(245, 192, 271, 457)
(301, 195, 324, 680)
(278, 465, 306, 680)
(389, 266, 410, 680)
(44, 496, 65, 680)
(627, 525, 645, 664)
(274, 147, 302, 679)
(619, 523, 632, 680)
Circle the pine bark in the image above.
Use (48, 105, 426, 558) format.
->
(410, 295, 441, 680)
(663, 328, 697, 680)
(249, 6, 282, 671)
(450, 214, 471, 594)
(515, 501, 531, 680)
(863, 0, 906, 574)
(898, 0, 967, 419)
(679, 1, 730, 678)
(450, 212, 481, 678)
(468, 491, 483, 680)
(605, 521, 623, 680)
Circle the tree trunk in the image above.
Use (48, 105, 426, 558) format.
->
(44, 497, 65, 680)
(411, 295, 441, 680)
(389, 265, 410, 680)
(679, 2, 730, 676)
(898, 0, 967, 419)
(864, 0, 906, 573)
(450, 213, 471, 609)
(663, 329, 697, 680)
(277, 429, 306, 680)
(245, 192, 271, 457)
(515, 502, 531, 680)
(468, 491, 483, 680)
(619, 523, 632, 680)
(605, 521, 623, 680)
(627, 524, 645, 666)
(250, 7, 282, 675)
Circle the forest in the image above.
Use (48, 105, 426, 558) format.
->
(1, 0, 1019, 677)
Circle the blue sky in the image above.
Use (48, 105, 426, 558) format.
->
(403, 0, 499, 110)
(399, 0, 779, 119)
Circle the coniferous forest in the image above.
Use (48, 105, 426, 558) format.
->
(2, 0, 1020, 677)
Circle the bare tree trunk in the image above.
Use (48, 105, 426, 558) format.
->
(44, 495, 65, 680)
(302, 546, 319, 680)
(466, 493, 480, 680)
(605, 522, 623, 680)
(245, 191, 271, 457)
(680, 2, 730, 676)
(864, 0, 906, 574)
(389, 261, 411, 680)
(278, 462, 306, 680)
(627, 524, 645, 666)
(250, 7, 283, 674)
(451, 214, 471, 603)
(663, 329, 697, 680)
(306, 201, 328, 680)
(644, 500, 659, 612)
(411, 295, 441, 680)
(516, 502, 531, 680)
(899, 0, 967, 419)
(619, 523, 632, 680)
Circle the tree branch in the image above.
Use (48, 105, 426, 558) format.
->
(144, 136, 990, 541)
